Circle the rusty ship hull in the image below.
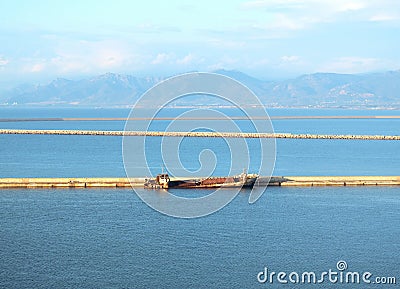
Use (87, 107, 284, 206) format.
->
(144, 173, 258, 189)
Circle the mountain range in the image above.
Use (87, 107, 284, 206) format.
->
(1, 69, 400, 108)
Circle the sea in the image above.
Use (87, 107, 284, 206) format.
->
(0, 107, 399, 288)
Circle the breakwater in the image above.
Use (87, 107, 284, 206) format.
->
(0, 178, 143, 188)
(1, 176, 399, 188)
(261, 176, 400, 186)
(1, 115, 400, 122)
(1, 129, 400, 140)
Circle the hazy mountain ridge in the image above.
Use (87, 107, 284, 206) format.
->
(1, 70, 400, 108)
(1, 73, 159, 106)
(205, 69, 400, 108)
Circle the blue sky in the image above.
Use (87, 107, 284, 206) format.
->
(0, 0, 399, 86)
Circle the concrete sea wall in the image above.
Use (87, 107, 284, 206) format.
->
(1, 176, 399, 189)
(1, 129, 400, 140)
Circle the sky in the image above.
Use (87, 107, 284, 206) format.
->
(0, 0, 399, 87)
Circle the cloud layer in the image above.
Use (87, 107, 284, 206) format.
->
(0, 0, 399, 85)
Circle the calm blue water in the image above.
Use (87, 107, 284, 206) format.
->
(0, 108, 399, 288)
(1, 108, 399, 177)
(1, 187, 399, 288)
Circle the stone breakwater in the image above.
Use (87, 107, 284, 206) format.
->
(0, 176, 399, 188)
(1, 116, 400, 122)
(1, 129, 400, 140)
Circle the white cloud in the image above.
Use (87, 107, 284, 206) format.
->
(20, 59, 47, 73)
(369, 14, 399, 22)
(151, 53, 173, 65)
(319, 57, 388, 73)
(1, 0, 398, 84)
(242, 0, 371, 12)
(50, 56, 88, 74)
(9, 38, 147, 77)
(151, 52, 203, 66)
(241, 0, 400, 32)
(48, 39, 145, 74)
(176, 53, 195, 65)
(269, 13, 306, 30)
(242, 0, 311, 10)
(30, 63, 45, 72)
(0, 56, 9, 67)
(208, 56, 239, 71)
(335, 1, 366, 12)
(278, 55, 308, 72)
(281, 55, 300, 63)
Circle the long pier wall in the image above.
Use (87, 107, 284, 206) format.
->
(1, 129, 400, 140)
(1, 176, 399, 189)
(260, 176, 400, 186)
(0, 178, 144, 189)
(1, 116, 400, 122)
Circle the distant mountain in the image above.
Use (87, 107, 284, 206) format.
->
(265, 71, 400, 107)
(1, 70, 400, 108)
(0, 73, 159, 106)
